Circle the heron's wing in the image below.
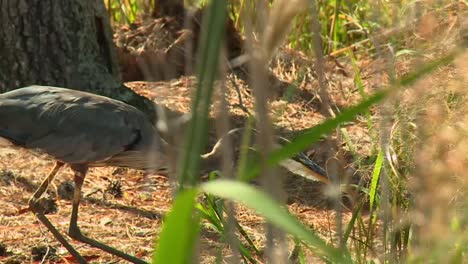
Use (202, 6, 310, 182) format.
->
(0, 86, 159, 165)
(29, 92, 157, 164)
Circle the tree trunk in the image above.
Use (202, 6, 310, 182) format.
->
(0, 0, 156, 121)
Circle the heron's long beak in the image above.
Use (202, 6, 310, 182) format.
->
(199, 128, 330, 183)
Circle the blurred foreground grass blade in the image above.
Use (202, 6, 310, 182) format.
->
(398, 49, 458, 87)
(200, 180, 350, 262)
(240, 88, 388, 181)
(153, 189, 200, 264)
(178, 0, 227, 185)
(235, 117, 255, 179)
(268, 89, 387, 171)
(155, 1, 228, 262)
(240, 49, 458, 181)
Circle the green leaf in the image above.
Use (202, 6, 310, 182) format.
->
(369, 149, 383, 211)
(153, 189, 200, 264)
(200, 180, 350, 262)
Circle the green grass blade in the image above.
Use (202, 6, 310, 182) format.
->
(343, 200, 364, 244)
(178, 0, 228, 185)
(200, 180, 350, 262)
(269, 88, 387, 169)
(240, 88, 389, 181)
(195, 203, 223, 231)
(235, 219, 261, 256)
(369, 149, 383, 211)
(153, 188, 200, 264)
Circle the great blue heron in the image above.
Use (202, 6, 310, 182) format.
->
(0, 85, 328, 263)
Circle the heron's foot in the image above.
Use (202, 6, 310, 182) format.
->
(68, 225, 148, 264)
(28, 197, 57, 214)
(29, 209, 87, 264)
(68, 223, 83, 240)
(28, 197, 41, 213)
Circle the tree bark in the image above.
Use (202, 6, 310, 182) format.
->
(0, 0, 156, 121)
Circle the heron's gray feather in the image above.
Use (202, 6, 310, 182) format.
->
(0, 86, 164, 166)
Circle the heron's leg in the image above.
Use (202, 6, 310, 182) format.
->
(68, 165, 148, 264)
(28, 161, 87, 264)
(29, 161, 63, 204)
(19, 161, 64, 214)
